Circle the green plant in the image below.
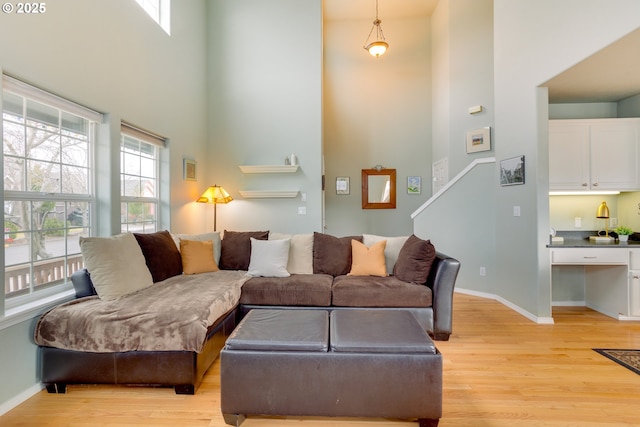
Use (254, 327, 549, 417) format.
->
(614, 225, 633, 235)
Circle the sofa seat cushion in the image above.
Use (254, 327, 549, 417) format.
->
(331, 275, 433, 308)
(240, 274, 333, 307)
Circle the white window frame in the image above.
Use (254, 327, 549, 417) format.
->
(120, 123, 166, 234)
(2, 74, 102, 320)
(135, 0, 171, 35)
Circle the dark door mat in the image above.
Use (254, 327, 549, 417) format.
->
(593, 349, 640, 375)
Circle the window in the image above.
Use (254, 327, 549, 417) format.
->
(3, 75, 102, 308)
(120, 123, 165, 234)
(135, 0, 171, 35)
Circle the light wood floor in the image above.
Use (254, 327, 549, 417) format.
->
(2, 293, 639, 427)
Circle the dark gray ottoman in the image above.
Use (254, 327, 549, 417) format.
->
(220, 309, 442, 426)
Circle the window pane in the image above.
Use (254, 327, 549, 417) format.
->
(27, 159, 61, 193)
(61, 165, 89, 194)
(61, 135, 89, 168)
(27, 128, 59, 162)
(3, 120, 25, 157)
(26, 99, 59, 130)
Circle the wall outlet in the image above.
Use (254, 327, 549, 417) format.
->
(574, 217, 582, 228)
(480, 267, 486, 276)
(298, 207, 307, 215)
(513, 206, 521, 217)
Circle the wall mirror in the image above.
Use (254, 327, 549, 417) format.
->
(362, 168, 396, 209)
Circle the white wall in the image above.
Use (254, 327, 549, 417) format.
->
(322, 13, 432, 236)
(493, 0, 640, 318)
(206, 0, 323, 234)
(0, 0, 208, 410)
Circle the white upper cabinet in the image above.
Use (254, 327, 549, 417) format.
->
(549, 118, 640, 191)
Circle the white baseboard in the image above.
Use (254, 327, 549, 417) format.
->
(0, 383, 43, 417)
(455, 288, 555, 325)
(552, 300, 586, 307)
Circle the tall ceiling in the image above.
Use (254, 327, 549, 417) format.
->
(544, 27, 640, 103)
(323, 0, 438, 21)
(324, 1, 640, 105)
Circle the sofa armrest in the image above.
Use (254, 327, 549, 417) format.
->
(426, 252, 460, 341)
(70, 268, 97, 298)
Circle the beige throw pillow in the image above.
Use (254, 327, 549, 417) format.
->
(348, 239, 388, 277)
(79, 233, 153, 301)
(180, 239, 220, 275)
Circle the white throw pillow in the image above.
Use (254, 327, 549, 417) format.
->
(171, 231, 221, 265)
(248, 237, 291, 277)
(79, 233, 154, 301)
(269, 232, 313, 274)
(363, 234, 410, 275)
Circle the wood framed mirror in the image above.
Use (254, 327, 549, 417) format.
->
(362, 168, 396, 209)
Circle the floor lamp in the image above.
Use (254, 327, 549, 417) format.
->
(196, 185, 233, 231)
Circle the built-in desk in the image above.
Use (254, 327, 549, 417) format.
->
(549, 242, 640, 320)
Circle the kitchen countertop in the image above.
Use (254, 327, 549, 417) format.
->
(547, 230, 640, 248)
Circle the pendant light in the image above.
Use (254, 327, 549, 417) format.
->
(363, 0, 388, 57)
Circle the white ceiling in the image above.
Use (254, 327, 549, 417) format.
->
(323, 0, 438, 21)
(544, 28, 640, 103)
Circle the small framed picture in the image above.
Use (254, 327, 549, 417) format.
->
(500, 155, 525, 186)
(466, 126, 491, 153)
(336, 177, 350, 195)
(183, 158, 197, 181)
(407, 176, 421, 194)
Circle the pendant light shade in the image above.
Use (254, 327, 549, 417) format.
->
(363, 0, 388, 57)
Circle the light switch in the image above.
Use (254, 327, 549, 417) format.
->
(513, 206, 521, 217)
(298, 207, 307, 215)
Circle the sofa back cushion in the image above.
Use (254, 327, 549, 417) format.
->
(79, 233, 154, 301)
(171, 231, 221, 265)
(393, 234, 436, 285)
(269, 232, 314, 274)
(363, 234, 409, 275)
(312, 232, 362, 276)
(134, 230, 183, 282)
(219, 230, 269, 270)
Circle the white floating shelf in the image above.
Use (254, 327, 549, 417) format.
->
(239, 165, 299, 174)
(239, 190, 299, 199)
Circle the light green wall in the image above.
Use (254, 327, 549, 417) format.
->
(0, 0, 208, 411)
(323, 13, 432, 236)
(205, 0, 323, 234)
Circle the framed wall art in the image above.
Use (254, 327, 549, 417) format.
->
(466, 126, 491, 153)
(336, 177, 350, 195)
(500, 155, 525, 186)
(407, 176, 421, 194)
(183, 158, 197, 181)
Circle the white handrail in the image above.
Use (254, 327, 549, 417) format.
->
(411, 157, 496, 219)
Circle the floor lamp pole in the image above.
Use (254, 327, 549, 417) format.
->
(213, 202, 217, 232)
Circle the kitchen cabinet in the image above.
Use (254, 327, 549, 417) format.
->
(549, 118, 640, 191)
(550, 247, 640, 320)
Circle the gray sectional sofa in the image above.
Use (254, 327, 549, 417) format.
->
(34, 229, 460, 394)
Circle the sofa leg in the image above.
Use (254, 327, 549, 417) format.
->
(45, 383, 67, 394)
(433, 332, 450, 341)
(418, 418, 439, 427)
(222, 413, 246, 426)
(174, 384, 195, 395)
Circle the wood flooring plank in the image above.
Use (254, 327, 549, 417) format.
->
(1, 293, 639, 427)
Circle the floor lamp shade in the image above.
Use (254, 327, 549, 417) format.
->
(196, 185, 233, 231)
